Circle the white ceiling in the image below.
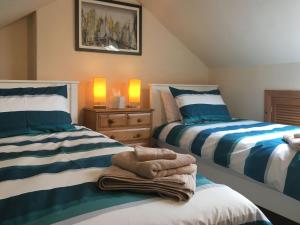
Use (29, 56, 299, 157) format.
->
(0, 0, 53, 28)
(140, 0, 300, 67)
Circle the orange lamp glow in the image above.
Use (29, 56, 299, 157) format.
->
(93, 77, 106, 106)
(128, 79, 141, 105)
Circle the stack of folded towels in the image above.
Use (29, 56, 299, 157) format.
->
(98, 146, 197, 201)
(283, 133, 300, 150)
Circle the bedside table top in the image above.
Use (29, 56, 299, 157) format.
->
(84, 108, 154, 113)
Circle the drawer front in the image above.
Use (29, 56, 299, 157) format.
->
(98, 114, 127, 128)
(127, 113, 151, 126)
(102, 128, 150, 142)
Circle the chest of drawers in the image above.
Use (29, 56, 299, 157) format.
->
(83, 108, 153, 146)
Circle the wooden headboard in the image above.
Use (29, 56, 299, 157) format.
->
(265, 90, 300, 126)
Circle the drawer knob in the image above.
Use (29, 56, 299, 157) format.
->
(110, 135, 115, 139)
(108, 119, 114, 124)
(133, 133, 141, 138)
(137, 118, 142, 123)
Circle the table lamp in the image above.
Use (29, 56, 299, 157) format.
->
(93, 77, 106, 109)
(128, 79, 141, 108)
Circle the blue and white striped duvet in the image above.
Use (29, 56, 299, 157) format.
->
(153, 120, 300, 202)
(0, 126, 271, 225)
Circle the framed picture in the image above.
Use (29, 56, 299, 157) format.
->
(75, 0, 142, 55)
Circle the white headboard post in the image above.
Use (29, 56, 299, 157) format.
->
(0, 80, 79, 124)
(149, 84, 219, 129)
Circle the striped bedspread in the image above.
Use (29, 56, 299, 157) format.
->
(153, 120, 300, 201)
(0, 126, 271, 225)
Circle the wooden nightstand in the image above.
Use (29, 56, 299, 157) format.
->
(83, 108, 154, 146)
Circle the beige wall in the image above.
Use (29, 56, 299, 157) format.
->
(2, 0, 300, 126)
(35, 0, 208, 122)
(0, 17, 28, 80)
(210, 63, 300, 121)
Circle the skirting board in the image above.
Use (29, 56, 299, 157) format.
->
(153, 138, 300, 224)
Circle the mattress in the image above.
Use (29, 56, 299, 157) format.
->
(153, 119, 300, 202)
(0, 126, 271, 225)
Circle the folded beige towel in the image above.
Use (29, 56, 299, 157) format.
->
(98, 165, 196, 201)
(283, 135, 300, 150)
(112, 151, 196, 179)
(135, 146, 177, 161)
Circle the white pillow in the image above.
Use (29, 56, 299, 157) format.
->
(160, 90, 181, 123)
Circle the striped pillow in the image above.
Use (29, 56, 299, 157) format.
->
(0, 85, 74, 137)
(169, 86, 231, 124)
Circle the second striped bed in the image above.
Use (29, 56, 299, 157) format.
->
(153, 120, 300, 202)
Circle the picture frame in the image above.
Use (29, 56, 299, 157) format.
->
(75, 0, 142, 55)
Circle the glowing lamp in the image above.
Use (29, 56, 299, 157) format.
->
(93, 77, 106, 109)
(128, 79, 141, 107)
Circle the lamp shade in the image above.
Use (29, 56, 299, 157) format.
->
(128, 79, 141, 104)
(93, 77, 106, 104)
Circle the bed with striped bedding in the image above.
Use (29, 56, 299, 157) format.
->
(0, 126, 271, 225)
(153, 119, 300, 202)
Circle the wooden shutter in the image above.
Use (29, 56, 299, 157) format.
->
(265, 90, 300, 126)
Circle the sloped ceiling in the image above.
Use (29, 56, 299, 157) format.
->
(2, 0, 300, 67)
(0, 0, 53, 28)
(140, 0, 300, 67)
